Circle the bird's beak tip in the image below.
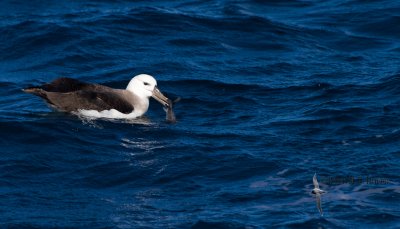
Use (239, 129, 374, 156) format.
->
(151, 87, 170, 107)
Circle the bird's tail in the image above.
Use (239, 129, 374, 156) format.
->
(23, 86, 56, 106)
(23, 86, 41, 93)
(22, 87, 48, 100)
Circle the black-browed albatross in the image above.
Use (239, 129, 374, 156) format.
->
(23, 74, 171, 119)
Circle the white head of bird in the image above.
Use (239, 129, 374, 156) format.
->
(126, 74, 169, 107)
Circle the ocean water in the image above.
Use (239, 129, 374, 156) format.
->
(0, 0, 400, 228)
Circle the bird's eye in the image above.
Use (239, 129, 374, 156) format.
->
(143, 82, 150, 86)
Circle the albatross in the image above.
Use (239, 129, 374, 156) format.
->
(23, 74, 173, 120)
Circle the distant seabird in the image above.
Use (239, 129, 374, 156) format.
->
(23, 74, 170, 119)
(312, 173, 326, 216)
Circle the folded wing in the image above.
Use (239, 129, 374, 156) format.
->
(24, 78, 134, 114)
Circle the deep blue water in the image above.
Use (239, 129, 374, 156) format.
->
(1, 0, 400, 228)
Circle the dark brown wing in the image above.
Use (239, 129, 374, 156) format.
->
(42, 90, 134, 114)
(24, 78, 134, 114)
(78, 90, 134, 114)
(41, 77, 95, 93)
(24, 77, 97, 95)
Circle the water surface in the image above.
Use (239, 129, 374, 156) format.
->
(0, 0, 399, 228)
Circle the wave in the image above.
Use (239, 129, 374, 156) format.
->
(191, 220, 248, 229)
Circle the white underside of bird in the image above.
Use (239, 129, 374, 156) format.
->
(312, 173, 326, 216)
(76, 108, 144, 119)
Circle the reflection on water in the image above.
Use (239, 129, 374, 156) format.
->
(121, 138, 166, 152)
(123, 116, 154, 126)
(77, 114, 155, 128)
